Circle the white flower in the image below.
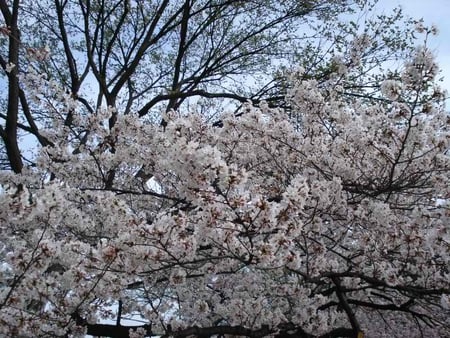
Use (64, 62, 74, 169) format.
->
(194, 300, 210, 313)
(401, 46, 439, 87)
(169, 268, 187, 285)
(414, 20, 425, 33)
(129, 327, 147, 338)
(5, 62, 15, 73)
(430, 24, 439, 35)
(380, 80, 402, 100)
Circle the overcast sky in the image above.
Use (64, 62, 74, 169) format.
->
(376, 0, 450, 98)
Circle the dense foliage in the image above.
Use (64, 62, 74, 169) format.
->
(0, 0, 449, 337)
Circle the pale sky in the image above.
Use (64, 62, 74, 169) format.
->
(376, 0, 450, 99)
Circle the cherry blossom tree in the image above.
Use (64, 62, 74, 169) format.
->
(1, 1, 449, 338)
(1, 31, 449, 338)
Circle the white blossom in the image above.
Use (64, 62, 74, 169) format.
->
(0, 25, 449, 338)
(5, 62, 15, 73)
(380, 79, 402, 100)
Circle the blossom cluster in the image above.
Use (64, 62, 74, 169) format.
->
(0, 46, 449, 337)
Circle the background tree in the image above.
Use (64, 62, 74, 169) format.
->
(1, 1, 449, 337)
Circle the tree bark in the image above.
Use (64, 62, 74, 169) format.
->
(0, 0, 23, 173)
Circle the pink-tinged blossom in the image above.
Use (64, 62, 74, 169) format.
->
(380, 80, 403, 100)
(0, 32, 449, 338)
